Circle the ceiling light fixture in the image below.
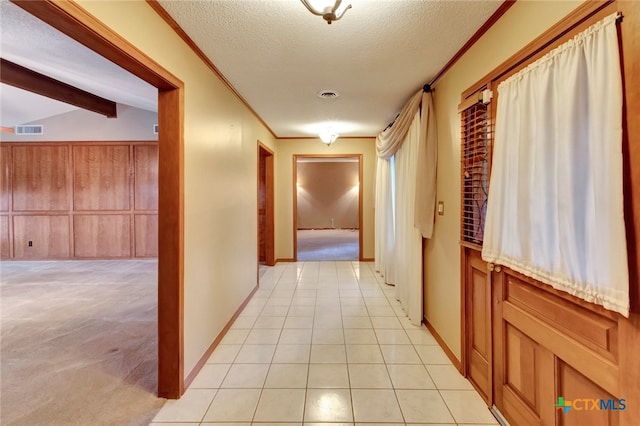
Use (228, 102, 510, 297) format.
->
(319, 127, 339, 146)
(300, 0, 352, 25)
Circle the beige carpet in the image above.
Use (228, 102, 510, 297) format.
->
(297, 229, 359, 261)
(0, 260, 164, 426)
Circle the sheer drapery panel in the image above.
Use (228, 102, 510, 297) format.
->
(374, 90, 437, 325)
(482, 13, 629, 316)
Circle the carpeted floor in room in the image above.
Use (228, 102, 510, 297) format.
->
(297, 229, 359, 261)
(0, 260, 163, 426)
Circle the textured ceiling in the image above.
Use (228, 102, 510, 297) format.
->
(1, 0, 502, 136)
(157, 0, 503, 137)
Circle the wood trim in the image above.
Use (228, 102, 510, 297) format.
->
(615, 2, 640, 422)
(11, 1, 181, 90)
(430, 0, 516, 87)
(619, 0, 640, 313)
(184, 283, 259, 389)
(257, 141, 275, 267)
(358, 154, 363, 261)
(457, 92, 483, 114)
(275, 258, 295, 263)
(459, 240, 483, 251)
(462, 0, 615, 99)
(145, 0, 276, 139)
(0, 58, 117, 118)
(157, 87, 184, 399)
(277, 136, 377, 140)
(360, 257, 374, 262)
(292, 155, 298, 262)
(459, 246, 469, 377)
(12, 0, 185, 399)
(1, 127, 15, 134)
(265, 150, 275, 266)
(424, 316, 462, 371)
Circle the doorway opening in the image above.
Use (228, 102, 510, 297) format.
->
(293, 154, 363, 261)
(14, 1, 185, 399)
(258, 142, 275, 273)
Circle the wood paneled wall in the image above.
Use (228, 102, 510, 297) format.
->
(0, 141, 158, 259)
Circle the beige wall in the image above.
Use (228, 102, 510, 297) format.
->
(424, 0, 584, 360)
(297, 161, 359, 229)
(276, 138, 376, 260)
(77, 1, 277, 377)
(0, 104, 157, 142)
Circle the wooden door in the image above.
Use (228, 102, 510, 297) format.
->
(464, 247, 493, 404)
(258, 143, 274, 266)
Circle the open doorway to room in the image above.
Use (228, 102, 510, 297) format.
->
(8, 0, 184, 411)
(293, 155, 362, 261)
(258, 142, 275, 277)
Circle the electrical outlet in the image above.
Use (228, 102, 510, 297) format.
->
(28, 241, 33, 247)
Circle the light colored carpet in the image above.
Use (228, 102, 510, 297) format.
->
(0, 260, 164, 426)
(297, 229, 359, 261)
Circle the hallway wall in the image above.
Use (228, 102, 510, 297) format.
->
(424, 0, 583, 359)
(76, 1, 277, 378)
(275, 138, 376, 261)
(297, 161, 359, 230)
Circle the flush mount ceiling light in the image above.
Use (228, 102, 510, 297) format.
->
(300, 0, 352, 25)
(319, 127, 339, 146)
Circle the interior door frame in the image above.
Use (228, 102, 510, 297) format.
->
(13, 0, 185, 398)
(293, 154, 363, 261)
(258, 142, 275, 267)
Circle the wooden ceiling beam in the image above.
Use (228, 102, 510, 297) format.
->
(0, 58, 117, 118)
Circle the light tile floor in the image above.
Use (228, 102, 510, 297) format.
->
(151, 261, 498, 426)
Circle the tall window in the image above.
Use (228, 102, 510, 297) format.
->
(461, 101, 490, 245)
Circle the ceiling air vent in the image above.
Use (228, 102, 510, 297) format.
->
(153, 124, 159, 134)
(317, 90, 340, 99)
(15, 125, 44, 135)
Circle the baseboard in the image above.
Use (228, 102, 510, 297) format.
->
(184, 284, 259, 389)
(297, 228, 359, 230)
(423, 315, 462, 372)
(275, 258, 295, 263)
(360, 257, 374, 262)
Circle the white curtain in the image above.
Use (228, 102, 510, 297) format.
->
(393, 112, 423, 323)
(374, 156, 396, 284)
(482, 13, 629, 316)
(374, 88, 437, 325)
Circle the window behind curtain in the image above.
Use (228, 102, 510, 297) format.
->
(461, 101, 491, 246)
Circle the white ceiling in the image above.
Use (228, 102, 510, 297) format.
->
(157, 0, 502, 137)
(0, 0, 502, 137)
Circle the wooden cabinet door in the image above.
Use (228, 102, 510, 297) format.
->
(464, 247, 493, 404)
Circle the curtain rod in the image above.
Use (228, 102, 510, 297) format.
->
(383, 84, 432, 131)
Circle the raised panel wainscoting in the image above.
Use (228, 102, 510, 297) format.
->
(0, 141, 158, 260)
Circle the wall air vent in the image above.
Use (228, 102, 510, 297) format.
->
(15, 125, 44, 135)
(153, 124, 159, 134)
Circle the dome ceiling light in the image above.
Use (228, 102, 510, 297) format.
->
(319, 127, 339, 146)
